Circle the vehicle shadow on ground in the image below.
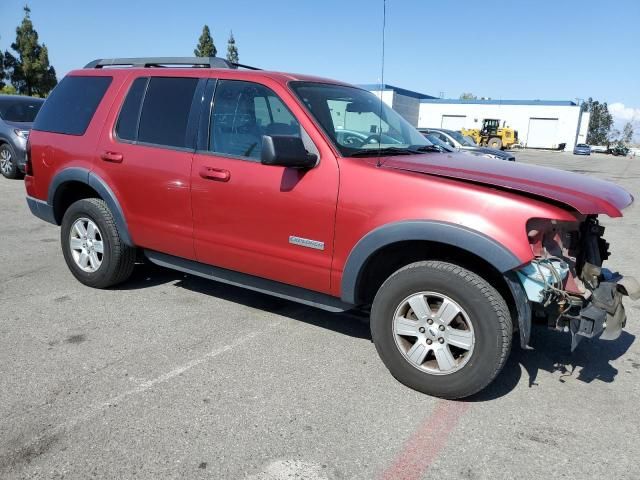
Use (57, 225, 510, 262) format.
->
(114, 262, 372, 340)
(116, 263, 636, 399)
(467, 326, 636, 402)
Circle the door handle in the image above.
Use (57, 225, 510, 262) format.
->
(100, 151, 124, 163)
(199, 166, 230, 182)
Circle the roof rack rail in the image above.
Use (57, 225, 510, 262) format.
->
(83, 57, 261, 71)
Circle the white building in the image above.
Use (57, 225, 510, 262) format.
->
(359, 84, 435, 127)
(360, 84, 590, 151)
(418, 99, 590, 151)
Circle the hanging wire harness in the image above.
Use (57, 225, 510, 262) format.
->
(517, 217, 639, 350)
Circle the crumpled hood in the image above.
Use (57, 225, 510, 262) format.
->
(463, 146, 514, 160)
(380, 152, 633, 217)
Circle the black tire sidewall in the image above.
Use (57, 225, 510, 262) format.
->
(61, 200, 117, 288)
(371, 264, 509, 399)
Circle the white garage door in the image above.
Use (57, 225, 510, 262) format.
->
(440, 115, 466, 131)
(527, 118, 559, 148)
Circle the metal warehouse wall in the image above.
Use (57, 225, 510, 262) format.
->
(371, 90, 421, 127)
(418, 102, 587, 150)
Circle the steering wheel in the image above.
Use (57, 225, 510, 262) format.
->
(342, 134, 367, 147)
(362, 134, 382, 145)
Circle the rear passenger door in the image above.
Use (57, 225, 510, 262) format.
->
(96, 75, 205, 260)
(190, 79, 339, 294)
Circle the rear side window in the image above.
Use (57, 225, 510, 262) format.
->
(137, 77, 199, 148)
(0, 99, 43, 122)
(33, 76, 112, 135)
(115, 77, 148, 141)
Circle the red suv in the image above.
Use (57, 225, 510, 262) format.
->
(25, 57, 638, 398)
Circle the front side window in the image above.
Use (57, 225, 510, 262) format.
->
(137, 77, 199, 148)
(436, 132, 455, 147)
(209, 80, 301, 160)
(448, 130, 475, 146)
(290, 82, 432, 157)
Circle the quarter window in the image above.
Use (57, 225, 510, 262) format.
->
(33, 76, 112, 136)
(137, 77, 199, 148)
(115, 77, 148, 141)
(209, 80, 301, 160)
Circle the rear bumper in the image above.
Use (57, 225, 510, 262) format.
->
(26, 196, 56, 225)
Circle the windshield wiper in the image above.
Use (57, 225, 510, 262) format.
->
(348, 147, 417, 157)
(408, 145, 442, 153)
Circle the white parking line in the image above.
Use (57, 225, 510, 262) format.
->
(245, 459, 329, 480)
(13, 320, 282, 457)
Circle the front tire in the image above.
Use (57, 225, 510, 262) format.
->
(371, 261, 512, 399)
(61, 198, 136, 288)
(0, 143, 21, 179)
(488, 137, 503, 149)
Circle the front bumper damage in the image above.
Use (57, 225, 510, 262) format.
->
(515, 217, 640, 350)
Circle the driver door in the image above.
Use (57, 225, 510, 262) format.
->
(190, 79, 339, 294)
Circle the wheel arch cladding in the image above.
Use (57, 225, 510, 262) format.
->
(340, 220, 523, 305)
(48, 167, 133, 246)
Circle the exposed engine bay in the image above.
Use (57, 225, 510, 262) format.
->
(517, 216, 640, 350)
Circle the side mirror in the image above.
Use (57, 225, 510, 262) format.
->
(261, 135, 318, 169)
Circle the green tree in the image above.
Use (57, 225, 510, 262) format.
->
(622, 122, 634, 144)
(226, 31, 239, 64)
(459, 92, 477, 100)
(3, 6, 57, 97)
(0, 49, 5, 90)
(584, 97, 613, 145)
(194, 25, 217, 57)
(0, 84, 18, 95)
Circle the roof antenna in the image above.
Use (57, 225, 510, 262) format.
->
(377, 0, 387, 167)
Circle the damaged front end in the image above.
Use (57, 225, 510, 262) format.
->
(516, 216, 640, 350)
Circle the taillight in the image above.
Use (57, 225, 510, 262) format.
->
(24, 137, 32, 176)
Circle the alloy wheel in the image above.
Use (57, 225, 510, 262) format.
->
(0, 148, 12, 176)
(392, 292, 475, 375)
(69, 217, 104, 273)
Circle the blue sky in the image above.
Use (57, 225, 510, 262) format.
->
(1, 0, 639, 132)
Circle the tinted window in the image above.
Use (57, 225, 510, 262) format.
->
(33, 76, 112, 135)
(115, 77, 148, 141)
(138, 77, 199, 148)
(209, 80, 300, 160)
(0, 98, 43, 122)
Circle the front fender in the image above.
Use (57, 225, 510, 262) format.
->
(340, 220, 523, 304)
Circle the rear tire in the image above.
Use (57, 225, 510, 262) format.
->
(370, 261, 512, 399)
(61, 198, 136, 288)
(0, 143, 21, 179)
(488, 137, 503, 149)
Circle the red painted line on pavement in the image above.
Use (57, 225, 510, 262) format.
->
(378, 399, 471, 480)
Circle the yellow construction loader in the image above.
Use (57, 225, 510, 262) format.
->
(461, 119, 518, 150)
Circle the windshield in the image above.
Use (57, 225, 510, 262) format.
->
(0, 98, 43, 122)
(447, 130, 475, 146)
(425, 133, 454, 152)
(290, 82, 432, 157)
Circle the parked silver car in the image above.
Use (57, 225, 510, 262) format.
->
(573, 143, 592, 155)
(0, 95, 44, 179)
(419, 128, 516, 161)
